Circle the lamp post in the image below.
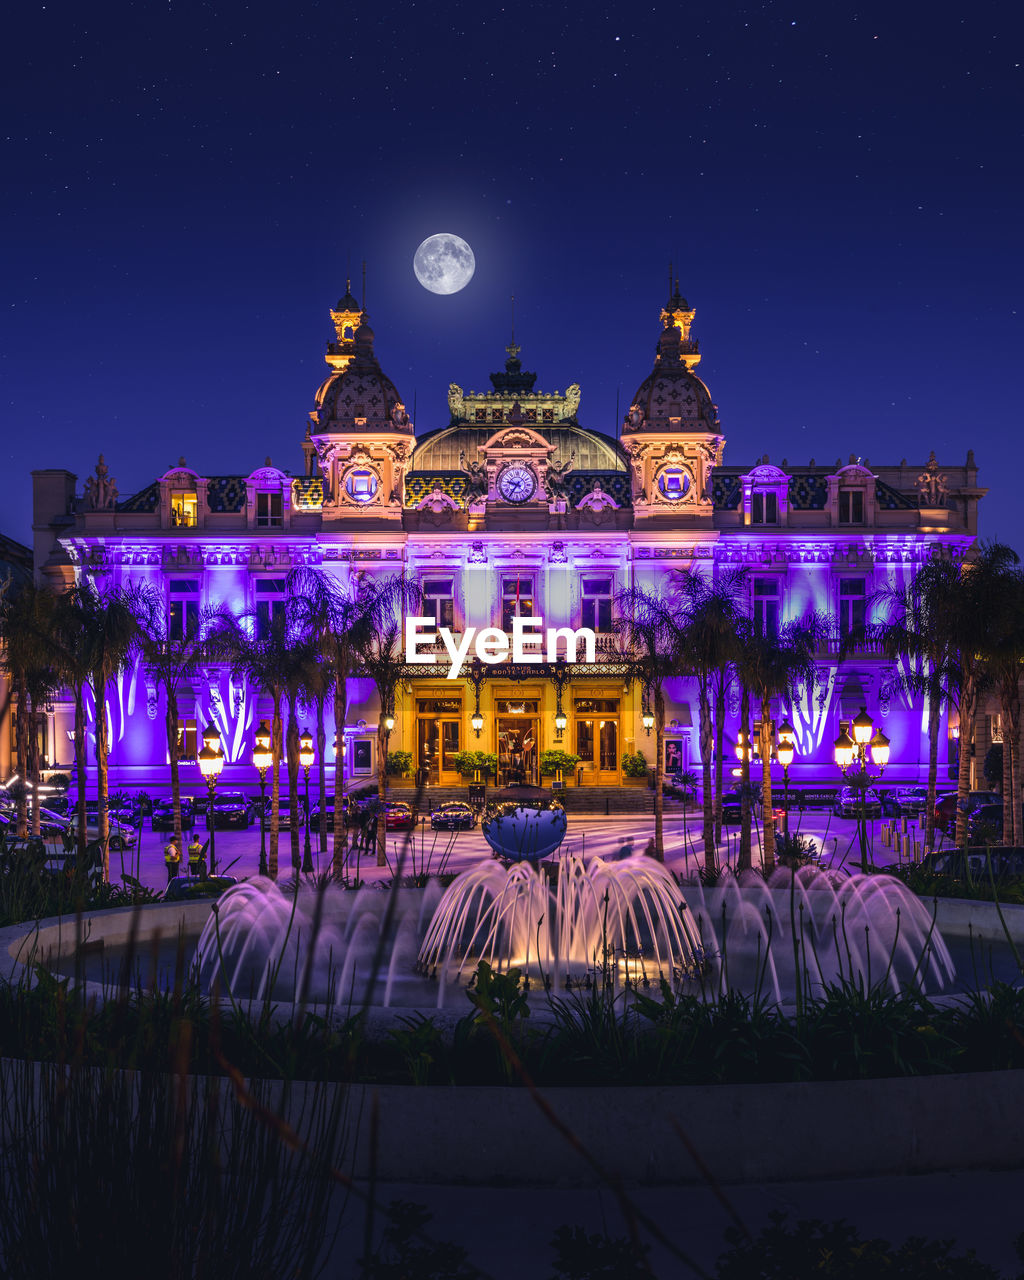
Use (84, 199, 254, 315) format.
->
(253, 719, 272, 877)
(198, 723, 224, 876)
(833, 705, 891, 872)
(299, 727, 315, 874)
(776, 719, 796, 837)
(641, 705, 655, 737)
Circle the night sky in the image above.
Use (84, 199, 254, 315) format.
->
(3, 1, 1021, 549)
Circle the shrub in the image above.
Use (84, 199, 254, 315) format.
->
(620, 750, 648, 779)
(450, 751, 498, 778)
(385, 749, 413, 777)
(539, 749, 580, 777)
(47, 773, 71, 794)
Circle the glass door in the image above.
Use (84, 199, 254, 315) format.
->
(574, 698, 620, 784)
(416, 698, 463, 786)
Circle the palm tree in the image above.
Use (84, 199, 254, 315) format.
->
(138, 601, 211, 851)
(873, 558, 964, 852)
(281, 633, 321, 872)
(288, 567, 378, 876)
(985, 565, 1024, 846)
(733, 616, 820, 873)
(614, 585, 690, 862)
(673, 570, 746, 872)
(63, 582, 153, 880)
(48, 585, 94, 856)
(349, 574, 420, 867)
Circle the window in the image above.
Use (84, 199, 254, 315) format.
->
(255, 578, 288, 639)
(580, 577, 613, 632)
(752, 578, 780, 636)
(656, 465, 690, 502)
(344, 468, 379, 503)
(501, 575, 535, 630)
(170, 491, 198, 527)
(752, 491, 778, 525)
(839, 579, 866, 637)
(256, 491, 283, 527)
(176, 717, 198, 760)
(168, 580, 200, 642)
(838, 489, 864, 524)
(422, 578, 455, 629)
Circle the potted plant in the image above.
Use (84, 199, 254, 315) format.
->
(539, 749, 581, 786)
(620, 750, 649, 785)
(385, 749, 413, 778)
(451, 751, 498, 780)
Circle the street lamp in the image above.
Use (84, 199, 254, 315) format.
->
(299, 727, 315, 874)
(470, 706, 484, 737)
(641, 705, 655, 737)
(833, 705, 890, 871)
(776, 718, 796, 836)
(198, 723, 224, 875)
(253, 719, 272, 877)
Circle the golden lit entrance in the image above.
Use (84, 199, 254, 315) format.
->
(496, 698, 539, 786)
(574, 697, 620, 784)
(416, 697, 462, 785)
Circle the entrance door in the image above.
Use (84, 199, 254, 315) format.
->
(416, 697, 462, 786)
(497, 718, 539, 786)
(574, 698, 620, 784)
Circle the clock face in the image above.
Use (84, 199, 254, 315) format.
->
(498, 464, 537, 503)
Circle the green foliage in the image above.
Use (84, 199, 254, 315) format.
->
(450, 750, 498, 777)
(619, 750, 649, 779)
(539, 749, 580, 776)
(385, 749, 413, 776)
(47, 772, 71, 793)
(774, 830, 819, 866)
(713, 1211, 1002, 1279)
(359, 1200, 481, 1279)
(388, 1013, 446, 1087)
(548, 1225, 652, 1279)
(984, 742, 1004, 789)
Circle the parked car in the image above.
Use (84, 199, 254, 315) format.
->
(966, 802, 1006, 842)
(384, 801, 416, 831)
(430, 801, 475, 831)
(833, 787, 883, 819)
(210, 791, 255, 829)
(23, 807, 71, 839)
(84, 816, 137, 850)
(273, 796, 306, 830)
(934, 790, 1001, 835)
(151, 797, 195, 831)
(921, 847, 1024, 878)
(880, 786, 930, 817)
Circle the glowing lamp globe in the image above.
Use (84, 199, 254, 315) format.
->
(777, 719, 795, 747)
(776, 739, 794, 768)
(833, 728, 855, 770)
(852, 706, 874, 746)
(254, 720, 271, 752)
(202, 722, 222, 753)
(252, 742, 272, 773)
(641, 708, 655, 733)
(198, 745, 224, 780)
(298, 730, 315, 770)
(470, 709, 484, 735)
(554, 708, 568, 733)
(383, 713, 395, 733)
(869, 729, 891, 769)
(735, 729, 749, 762)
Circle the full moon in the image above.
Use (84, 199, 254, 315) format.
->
(413, 233, 475, 295)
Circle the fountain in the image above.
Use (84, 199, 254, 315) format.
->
(191, 857, 956, 1011)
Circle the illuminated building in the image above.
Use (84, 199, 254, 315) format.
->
(29, 285, 983, 797)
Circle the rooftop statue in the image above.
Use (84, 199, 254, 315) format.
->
(84, 454, 118, 511)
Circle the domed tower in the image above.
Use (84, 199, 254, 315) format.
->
(621, 284, 724, 526)
(308, 299, 414, 524)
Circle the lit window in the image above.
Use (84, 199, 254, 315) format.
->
(422, 578, 455, 629)
(255, 578, 288, 639)
(752, 577, 779, 636)
(752, 491, 778, 525)
(839, 578, 866, 637)
(581, 577, 613, 632)
(344, 469, 379, 503)
(171, 491, 198, 527)
(176, 718, 198, 760)
(256, 491, 283, 527)
(168, 580, 200, 641)
(838, 489, 864, 524)
(656, 466, 690, 502)
(501, 575, 535, 630)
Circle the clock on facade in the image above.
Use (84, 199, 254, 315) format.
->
(497, 464, 537, 503)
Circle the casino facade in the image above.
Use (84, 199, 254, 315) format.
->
(29, 285, 985, 798)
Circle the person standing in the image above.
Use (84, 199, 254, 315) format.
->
(187, 835, 205, 879)
(164, 837, 181, 883)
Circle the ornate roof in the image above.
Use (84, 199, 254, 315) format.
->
(313, 312, 409, 434)
(627, 316, 719, 432)
(411, 422, 627, 473)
